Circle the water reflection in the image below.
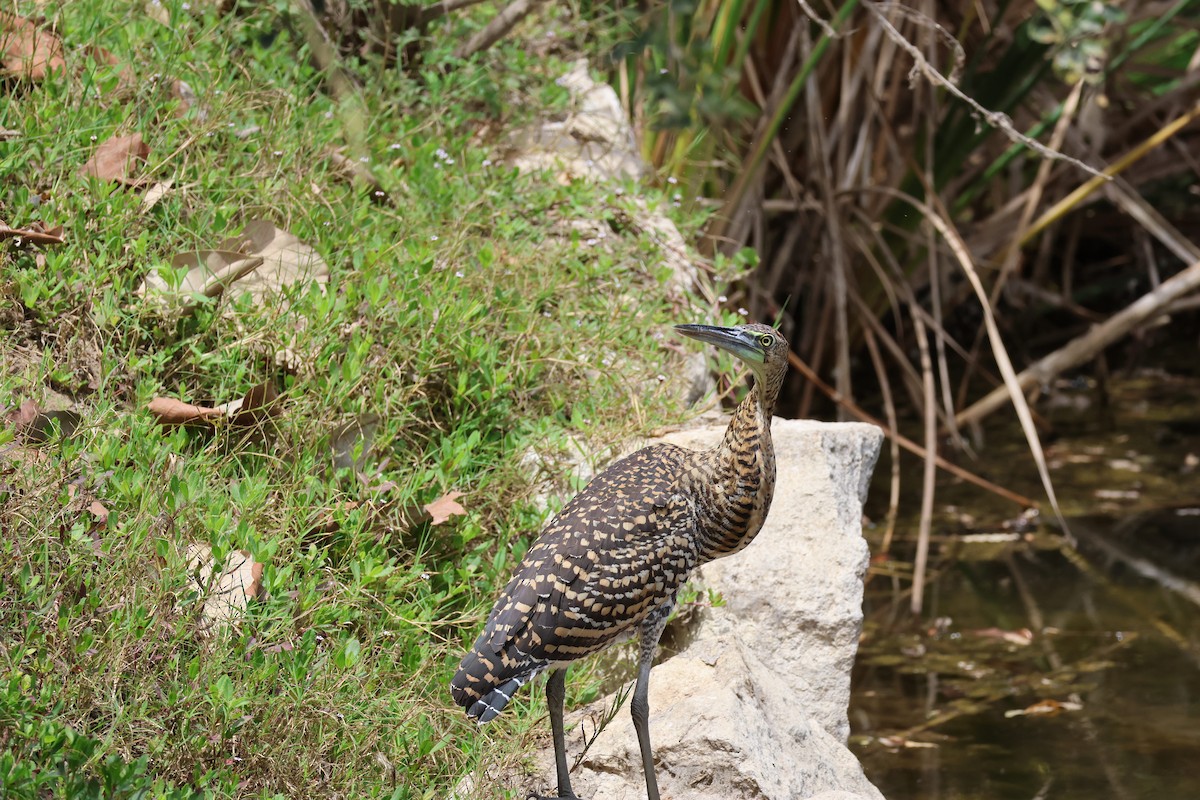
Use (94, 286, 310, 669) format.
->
(851, 513, 1200, 800)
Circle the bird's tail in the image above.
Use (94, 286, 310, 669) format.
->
(451, 648, 543, 724)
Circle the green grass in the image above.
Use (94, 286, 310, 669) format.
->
(0, 2, 727, 796)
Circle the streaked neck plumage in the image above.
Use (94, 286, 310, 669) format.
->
(691, 365, 784, 562)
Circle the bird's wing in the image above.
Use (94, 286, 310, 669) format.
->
(479, 443, 692, 661)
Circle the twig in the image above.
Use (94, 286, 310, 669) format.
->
(453, 0, 548, 60)
(955, 256, 1200, 427)
(864, 0, 1107, 181)
(910, 315, 937, 616)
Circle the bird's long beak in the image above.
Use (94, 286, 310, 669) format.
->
(675, 324, 765, 364)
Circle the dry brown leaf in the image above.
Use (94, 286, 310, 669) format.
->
(170, 78, 205, 120)
(86, 44, 134, 86)
(148, 396, 223, 426)
(424, 491, 466, 525)
(81, 133, 151, 186)
(0, 220, 64, 245)
(184, 544, 264, 636)
(140, 220, 329, 309)
(149, 382, 281, 428)
(0, 13, 65, 80)
(140, 180, 173, 214)
(222, 380, 280, 427)
(6, 399, 41, 429)
(327, 414, 381, 473)
(7, 399, 79, 443)
(144, 0, 171, 26)
(326, 149, 390, 204)
(87, 500, 109, 523)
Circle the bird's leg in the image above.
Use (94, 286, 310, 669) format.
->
(545, 667, 579, 800)
(632, 608, 671, 800)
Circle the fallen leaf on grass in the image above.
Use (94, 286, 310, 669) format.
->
(86, 44, 135, 87)
(1004, 698, 1083, 719)
(1, 128, 20, 140)
(227, 380, 279, 427)
(80, 133, 151, 186)
(147, 397, 225, 426)
(140, 220, 329, 309)
(424, 491, 466, 525)
(0, 12, 65, 80)
(6, 399, 80, 443)
(87, 499, 109, 523)
(148, 380, 280, 428)
(326, 149, 391, 204)
(144, 0, 171, 26)
(171, 78, 204, 120)
(327, 413, 381, 473)
(0, 220, 64, 245)
(140, 180, 173, 213)
(184, 543, 263, 636)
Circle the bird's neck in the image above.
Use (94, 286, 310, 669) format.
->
(692, 377, 778, 563)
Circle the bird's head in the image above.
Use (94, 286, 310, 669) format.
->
(674, 322, 790, 384)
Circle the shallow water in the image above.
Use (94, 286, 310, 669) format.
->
(851, 373, 1200, 800)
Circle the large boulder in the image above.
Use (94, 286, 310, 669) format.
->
(519, 418, 886, 800)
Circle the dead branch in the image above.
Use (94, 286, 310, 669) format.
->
(452, 0, 547, 60)
(956, 256, 1200, 427)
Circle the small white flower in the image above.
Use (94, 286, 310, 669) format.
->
(273, 150, 283, 156)
(181, 1, 190, 8)
(585, 238, 598, 246)
(660, 68, 668, 74)
(481, 159, 492, 167)
(667, 176, 678, 184)
(455, 270, 464, 278)
(673, 193, 682, 201)
(388, 143, 402, 150)
(324, 111, 333, 119)
(738, 307, 749, 316)
(430, 235, 439, 241)
(359, 155, 369, 163)
(656, 374, 667, 382)
(718, 295, 728, 303)
(90, 135, 97, 141)
(614, 187, 624, 196)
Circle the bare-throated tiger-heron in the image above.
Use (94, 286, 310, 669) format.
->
(450, 322, 789, 800)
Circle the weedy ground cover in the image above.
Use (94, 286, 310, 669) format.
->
(0, 2, 726, 796)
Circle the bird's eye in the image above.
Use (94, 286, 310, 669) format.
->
(758, 334, 774, 348)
